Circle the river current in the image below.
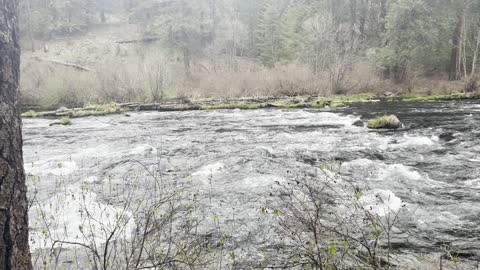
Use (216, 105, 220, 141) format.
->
(23, 101, 480, 268)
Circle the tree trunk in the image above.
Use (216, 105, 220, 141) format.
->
(0, 0, 32, 269)
(25, 0, 35, 52)
(209, 0, 217, 41)
(471, 28, 480, 77)
(328, 0, 339, 25)
(359, 0, 366, 37)
(449, 13, 465, 81)
(350, 0, 357, 48)
(393, 64, 407, 84)
(183, 47, 192, 79)
(100, 9, 106, 23)
(379, 0, 387, 32)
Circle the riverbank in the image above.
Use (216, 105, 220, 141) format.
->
(21, 92, 480, 118)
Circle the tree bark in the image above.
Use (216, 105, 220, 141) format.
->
(209, 0, 217, 41)
(0, 0, 32, 269)
(359, 0, 368, 38)
(350, 0, 357, 46)
(100, 9, 106, 23)
(379, 0, 387, 32)
(328, 0, 339, 25)
(183, 47, 192, 79)
(449, 12, 465, 81)
(471, 28, 480, 77)
(25, 0, 35, 52)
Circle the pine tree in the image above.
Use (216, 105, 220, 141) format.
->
(254, 1, 285, 67)
(371, 0, 435, 83)
(279, 3, 310, 62)
(131, 0, 213, 77)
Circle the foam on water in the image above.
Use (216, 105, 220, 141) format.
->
(242, 175, 284, 188)
(343, 158, 376, 168)
(192, 162, 224, 177)
(389, 135, 436, 149)
(343, 159, 446, 190)
(25, 160, 78, 176)
(378, 164, 422, 182)
(129, 144, 158, 156)
(72, 143, 158, 162)
(464, 178, 480, 189)
(22, 102, 480, 266)
(359, 189, 403, 217)
(192, 162, 225, 185)
(84, 176, 99, 183)
(262, 111, 359, 128)
(29, 185, 135, 250)
(414, 209, 463, 230)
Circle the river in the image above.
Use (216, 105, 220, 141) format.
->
(23, 100, 480, 269)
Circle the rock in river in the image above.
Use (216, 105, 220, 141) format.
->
(439, 132, 455, 142)
(367, 115, 402, 129)
(352, 120, 365, 127)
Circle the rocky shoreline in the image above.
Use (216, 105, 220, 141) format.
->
(21, 92, 480, 119)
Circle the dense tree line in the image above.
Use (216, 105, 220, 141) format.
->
(20, 0, 480, 92)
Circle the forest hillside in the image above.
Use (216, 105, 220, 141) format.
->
(19, 0, 480, 109)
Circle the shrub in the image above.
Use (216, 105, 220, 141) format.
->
(29, 161, 220, 270)
(464, 77, 479, 93)
(267, 162, 404, 268)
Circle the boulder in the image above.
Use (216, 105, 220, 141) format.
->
(56, 106, 69, 112)
(49, 117, 71, 126)
(352, 120, 364, 127)
(367, 115, 402, 129)
(439, 132, 455, 142)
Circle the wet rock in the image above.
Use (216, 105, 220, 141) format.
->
(330, 100, 346, 108)
(367, 115, 402, 129)
(369, 151, 386, 160)
(352, 120, 364, 127)
(383, 91, 396, 97)
(439, 132, 455, 142)
(56, 106, 69, 112)
(49, 117, 71, 126)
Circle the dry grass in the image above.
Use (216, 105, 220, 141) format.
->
(20, 49, 474, 110)
(19, 54, 368, 109)
(190, 63, 330, 98)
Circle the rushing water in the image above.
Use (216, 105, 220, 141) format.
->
(23, 100, 480, 268)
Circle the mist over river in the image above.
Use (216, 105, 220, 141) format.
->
(23, 101, 480, 268)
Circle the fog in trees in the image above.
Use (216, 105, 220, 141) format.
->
(15, 0, 480, 269)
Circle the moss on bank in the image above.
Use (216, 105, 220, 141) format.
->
(49, 117, 72, 126)
(22, 110, 41, 117)
(330, 100, 346, 108)
(199, 101, 268, 110)
(389, 92, 479, 102)
(21, 92, 480, 118)
(22, 103, 129, 118)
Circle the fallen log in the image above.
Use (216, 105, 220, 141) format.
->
(115, 37, 161, 44)
(32, 56, 95, 72)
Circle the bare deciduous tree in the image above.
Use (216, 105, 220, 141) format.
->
(449, 9, 466, 81)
